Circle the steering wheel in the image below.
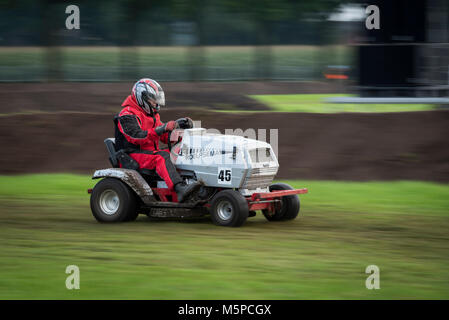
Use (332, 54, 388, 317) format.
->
(167, 118, 192, 151)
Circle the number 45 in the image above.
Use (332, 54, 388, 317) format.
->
(218, 168, 232, 184)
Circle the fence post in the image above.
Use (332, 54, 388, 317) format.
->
(40, 0, 63, 82)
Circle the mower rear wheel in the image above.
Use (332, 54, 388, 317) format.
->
(262, 183, 300, 221)
(90, 178, 138, 222)
(210, 190, 249, 227)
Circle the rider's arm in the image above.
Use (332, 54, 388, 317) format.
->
(158, 118, 191, 144)
(117, 113, 159, 145)
(155, 120, 176, 144)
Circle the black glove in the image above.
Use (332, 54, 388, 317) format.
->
(175, 117, 194, 129)
(155, 120, 177, 136)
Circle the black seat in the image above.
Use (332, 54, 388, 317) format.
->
(104, 138, 119, 168)
(103, 138, 162, 181)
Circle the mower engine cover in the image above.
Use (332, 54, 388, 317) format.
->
(171, 128, 279, 195)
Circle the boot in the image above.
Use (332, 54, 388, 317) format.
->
(175, 181, 202, 203)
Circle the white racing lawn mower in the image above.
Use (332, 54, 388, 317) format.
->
(88, 127, 308, 227)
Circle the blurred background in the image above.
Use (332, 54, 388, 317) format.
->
(0, 0, 357, 82)
(1, 0, 448, 89)
(1, 0, 448, 180)
(0, 0, 448, 299)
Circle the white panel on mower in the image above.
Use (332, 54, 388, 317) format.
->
(173, 128, 279, 195)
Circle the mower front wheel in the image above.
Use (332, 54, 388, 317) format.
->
(210, 190, 249, 227)
(90, 178, 138, 222)
(262, 183, 300, 221)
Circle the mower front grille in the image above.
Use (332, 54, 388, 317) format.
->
(242, 167, 278, 190)
(249, 148, 273, 163)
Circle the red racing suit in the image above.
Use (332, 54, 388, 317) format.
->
(114, 95, 182, 190)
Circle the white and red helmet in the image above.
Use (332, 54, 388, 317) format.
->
(132, 78, 165, 114)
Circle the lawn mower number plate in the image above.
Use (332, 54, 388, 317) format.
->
(217, 167, 232, 184)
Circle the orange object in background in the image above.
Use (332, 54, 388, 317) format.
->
(324, 74, 348, 80)
(323, 65, 350, 80)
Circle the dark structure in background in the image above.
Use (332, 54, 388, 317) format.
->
(357, 0, 449, 97)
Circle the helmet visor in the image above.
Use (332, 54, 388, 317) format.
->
(156, 90, 165, 107)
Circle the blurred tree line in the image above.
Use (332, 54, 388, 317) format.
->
(0, 0, 349, 46)
(0, 0, 352, 81)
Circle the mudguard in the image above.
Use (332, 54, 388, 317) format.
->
(92, 168, 155, 205)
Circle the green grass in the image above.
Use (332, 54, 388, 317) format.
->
(0, 45, 353, 81)
(0, 45, 350, 68)
(1, 174, 448, 299)
(250, 94, 435, 113)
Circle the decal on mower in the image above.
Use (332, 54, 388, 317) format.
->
(218, 167, 232, 184)
(180, 147, 233, 160)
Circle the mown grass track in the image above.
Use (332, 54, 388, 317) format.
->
(0, 174, 448, 299)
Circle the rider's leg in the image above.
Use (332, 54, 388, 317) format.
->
(129, 152, 182, 189)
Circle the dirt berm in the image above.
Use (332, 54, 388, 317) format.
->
(1, 109, 448, 181)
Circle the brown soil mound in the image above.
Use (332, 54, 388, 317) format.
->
(0, 81, 343, 114)
(1, 109, 448, 181)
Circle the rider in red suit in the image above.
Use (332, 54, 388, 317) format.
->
(115, 78, 200, 202)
